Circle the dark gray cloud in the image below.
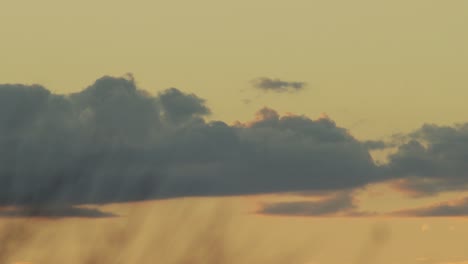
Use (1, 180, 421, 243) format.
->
(258, 191, 361, 216)
(0, 75, 382, 217)
(363, 140, 389, 150)
(391, 197, 468, 217)
(384, 123, 468, 196)
(158, 87, 210, 123)
(0, 206, 115, 218)
(8, 75, 468, 218)
(251, 77, 306, 92)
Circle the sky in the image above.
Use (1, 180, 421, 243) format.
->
(1, 0, 468, 263)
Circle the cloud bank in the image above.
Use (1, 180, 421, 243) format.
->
(0, 75, 380, 217)
(258, 191, 370, 217)
(2, 75, 468, 217)
(0, 206, 115, 218)
(392, 196, 468, 217)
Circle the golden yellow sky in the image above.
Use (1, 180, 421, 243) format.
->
(2, 1, 468, 263)
(1, 0, 468, 139)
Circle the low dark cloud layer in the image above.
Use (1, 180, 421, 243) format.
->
(251, 77, 306, 92)
(258, 191, 368, 217)
(261, 192, 468, 217)
(0, 206, 115, 218)
(0, 75, 381, 217)
(391, 197, 468, 217)
(255, 119, 468, 217)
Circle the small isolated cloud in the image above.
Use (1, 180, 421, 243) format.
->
(391, 196, 468, 217)
(251, 77, 306, 93)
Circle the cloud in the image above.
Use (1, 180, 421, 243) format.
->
(9, 75, 468, 218)
(0, 75, 381, 217)
(15, 74, 468, 261)
(391, 196, 468, 217)
(261, 191, 468, 218)
(0, 206, 115, 218)
(251, 77, 306, 92)
(384, 123, 468, 196)
(158, 87, 211, 123)
(363, 140, 390, 150)
(390, 178, 462, 198)
(258, 191, 367, 216)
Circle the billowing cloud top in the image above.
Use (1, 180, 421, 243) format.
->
(251, 77, 306, 92)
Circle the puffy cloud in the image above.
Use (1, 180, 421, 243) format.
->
(251, 77, 306, 93)
(6, 75, 468, 218)
(384, 123, 468, 196)
(0, 76, 381, 217)
(158, 87, 210, 124)
(0, 76, 167, 210)
(7, 75, 468, 218)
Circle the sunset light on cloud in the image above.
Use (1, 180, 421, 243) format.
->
(1, 0, 468, 263)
